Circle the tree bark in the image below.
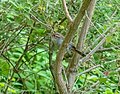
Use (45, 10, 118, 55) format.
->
(54, 0, 92, 94)
(66, 0, 96, 93)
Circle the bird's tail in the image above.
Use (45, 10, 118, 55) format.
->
(71, 46, 85, 57)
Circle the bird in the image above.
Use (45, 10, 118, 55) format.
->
(51, 32, 85, 57)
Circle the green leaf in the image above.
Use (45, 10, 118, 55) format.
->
(37, 71, 50, 80)
(34, 28, 45, 36)
(99, 78, 107, 83)
(0, 83, 5, 87)
(105, 88, 114, 94)
(25, 81, 34, 89)
(27, 19, 34, 26)
(106, 35, 112, 44)
(0, 61, 9, 76)
(7, 14, 14, 22)
(12, 82, 23, 86)
(88, 75, 98, 81)
(8, 88, 16, 94)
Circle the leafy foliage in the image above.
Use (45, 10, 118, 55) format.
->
(0, 0, 120, 93)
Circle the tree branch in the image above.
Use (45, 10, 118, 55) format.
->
(80, 23, 120, 63)
(77, 64, 101, 76)
(66, 0, 95, 92)
(96, 45, 120, 52)
(49, 33, 59, 93)
(55, 0, 92, 93)
(4, 22, 34, 93)
(62, 0, 73, 22)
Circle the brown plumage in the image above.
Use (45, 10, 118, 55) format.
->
(51, 32, 85, 57)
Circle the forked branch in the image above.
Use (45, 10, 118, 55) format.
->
(55, 0, 92, 93)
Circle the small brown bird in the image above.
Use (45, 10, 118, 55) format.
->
(51, 32, 85, 57)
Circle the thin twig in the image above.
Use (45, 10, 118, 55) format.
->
(62, 0, 73, 22)
(0, 25, 26, 55)
(96, 45, 120, 52)
(4, 22, 35, 93)
(81, 81, 99, 94)
(77, 64, 102, 76)
(30, 13, 52, 30)
(80, 23, 120, 63)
